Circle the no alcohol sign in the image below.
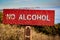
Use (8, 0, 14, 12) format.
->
(3, 9, 55, 26)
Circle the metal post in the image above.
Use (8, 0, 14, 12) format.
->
(24, 26, 31, 40)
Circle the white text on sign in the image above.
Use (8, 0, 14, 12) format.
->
(6, 14, 50, 21)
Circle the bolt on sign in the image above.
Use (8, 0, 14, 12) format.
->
(3, 9, 55, 26)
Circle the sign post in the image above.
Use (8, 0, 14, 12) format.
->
(3, 9, 55, 40)
(24, 26, 31, 40)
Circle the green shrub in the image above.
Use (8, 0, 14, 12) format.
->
(0, 12, 2, 23)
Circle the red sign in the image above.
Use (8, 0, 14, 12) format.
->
(3, 9, 55, 26)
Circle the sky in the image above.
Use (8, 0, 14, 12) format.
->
(0, 0, 60, 24)
(0, 0, 60, 8)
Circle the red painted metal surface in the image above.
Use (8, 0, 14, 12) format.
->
(3, 9, 55, 26)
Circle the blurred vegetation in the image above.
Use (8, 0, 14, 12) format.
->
(0, 24, 24, 40)
(33, 24, 60, 36)
(0, 12, 2, 23)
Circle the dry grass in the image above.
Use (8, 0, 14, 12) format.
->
(32, 28, 60, 40)
(0, 23, 60, 40)
(0, 24, 24, 40)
